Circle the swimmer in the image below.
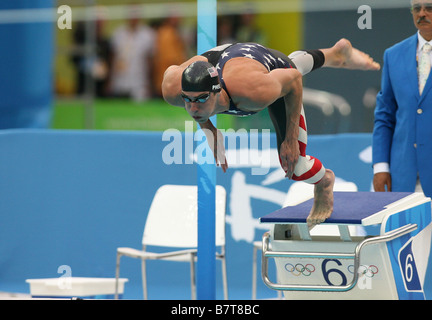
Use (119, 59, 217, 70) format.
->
(162, 39, 380, 227)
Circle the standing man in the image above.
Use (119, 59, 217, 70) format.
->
(373, 0, 432, 197)
(109, 10, 156, 102)
(163, 39, 379, 227)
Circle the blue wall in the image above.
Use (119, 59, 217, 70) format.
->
(0, 129, 374, 299)
(0, 1, 54, 129)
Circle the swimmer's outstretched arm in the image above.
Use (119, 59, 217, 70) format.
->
(271, 68, 303, 178)
(199, 119, 228, 173)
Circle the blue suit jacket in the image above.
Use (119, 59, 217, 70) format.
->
(373, 34, 432, 197)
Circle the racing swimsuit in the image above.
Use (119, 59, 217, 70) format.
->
(201, 43, 326, 184)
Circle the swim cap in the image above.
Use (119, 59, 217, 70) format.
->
(181, 61, 221, 92)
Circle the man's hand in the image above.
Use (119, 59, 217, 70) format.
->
(373, 172, 392, 192)
(280, 138, 300, 178)
(213, 128, 228, 172)
(200, 120, 228, 173)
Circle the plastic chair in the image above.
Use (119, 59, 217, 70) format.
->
(115, 184, 228, 300)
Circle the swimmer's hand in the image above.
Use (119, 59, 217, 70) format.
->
(200, 120, 228, 173)
(280, 138, 299, 179)
(214, 128, 228, 173)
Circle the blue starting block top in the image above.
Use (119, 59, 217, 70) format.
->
(260, 192, 413, 225)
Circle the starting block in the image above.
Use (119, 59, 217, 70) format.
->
(259, 192, 432, 300)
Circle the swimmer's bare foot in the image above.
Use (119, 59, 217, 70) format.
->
(322, 38, 380, 71)
(307, 169, 335, 228)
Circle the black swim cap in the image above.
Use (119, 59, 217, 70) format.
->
(181, 61, 221, 92)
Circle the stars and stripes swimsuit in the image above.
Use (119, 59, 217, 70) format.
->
(201, 43, 326, 184)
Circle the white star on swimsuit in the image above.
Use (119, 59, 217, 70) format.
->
(263, 55, 272, 64)
(266, 54, 277, 63)
(277, 57, 287, 65)
(221, 51, 230, 59)
(242, 53, 255, 59)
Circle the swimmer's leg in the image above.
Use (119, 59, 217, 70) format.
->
(267, 47, 324, 76)
(310, 169, 335, 227)
(288, 50, 325, 76)
(292, 156, 335, 228)
(289, 38, 380, 75)
(268, 99, 335, 227)
(321, 38, 380, 70)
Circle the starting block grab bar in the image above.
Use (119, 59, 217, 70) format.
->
(261, 223, 418, 292)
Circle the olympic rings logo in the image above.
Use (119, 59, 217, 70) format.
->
(284, 263, 316, 276)
(348, 264, 379, 278)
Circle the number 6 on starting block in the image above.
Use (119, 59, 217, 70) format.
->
(399, 238, 422, 292)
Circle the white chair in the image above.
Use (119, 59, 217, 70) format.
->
(115, 184, 228, 300)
